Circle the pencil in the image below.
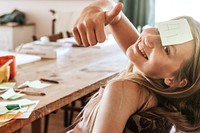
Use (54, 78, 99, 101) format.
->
(40, 78, 59, 84)
(14, 85, 29, 90)
(21, 91, 46, 96)
(14, 89, 46, 96)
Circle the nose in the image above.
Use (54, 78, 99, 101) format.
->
(143, 35, 162, 48)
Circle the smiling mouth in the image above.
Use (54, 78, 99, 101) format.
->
(138, 43, 148, 60)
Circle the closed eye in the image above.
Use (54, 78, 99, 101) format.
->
(163, 46, 170, 55)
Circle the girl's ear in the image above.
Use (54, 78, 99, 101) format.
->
(178, 78, 188, 87)
(164, 77, 174, 87)
(164, 78, 188, 87)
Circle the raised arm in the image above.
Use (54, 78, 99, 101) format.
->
(72, 0, 139, 53)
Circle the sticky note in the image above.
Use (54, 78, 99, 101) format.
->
(0, 106, 9, 115)
(0, 88, 25, 100)
(0, 82, 16, 90)
(0, 99, 39, 119)
(14, 99, 37, 107)
(156, 19, 193, 46)
(27, 80, 50, 89)
(1, 88, 16, 99)
(9, 93, 25, 100)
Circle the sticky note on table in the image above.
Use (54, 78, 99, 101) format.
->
(156, 19, 193, 46)
(1, 88, 25, 100)
(9, 93, 25, 100)
(0, 82, 16, 90)
(0, 106, 9, 115)
(27, 80, 50, 89)
(0, 99, 39, 119)
(1, 88, 16, 99)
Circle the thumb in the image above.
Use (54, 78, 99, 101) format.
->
(105, 2, 123, 25)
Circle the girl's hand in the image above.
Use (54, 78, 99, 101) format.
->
(72, 2, 123, 47)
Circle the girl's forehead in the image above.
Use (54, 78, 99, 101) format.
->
(141, 27, 159, 35)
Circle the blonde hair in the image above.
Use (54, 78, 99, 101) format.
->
(78, 16, 200, 132)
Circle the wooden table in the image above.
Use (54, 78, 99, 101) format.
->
(0, 42, 127, 133)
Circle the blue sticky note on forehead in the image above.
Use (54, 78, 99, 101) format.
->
(156, 19, 193, 46)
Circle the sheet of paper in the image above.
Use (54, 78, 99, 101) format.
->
(156, 19, 193, 46)
(0, 106, 9, 115)
(0, 82, 16, 90)
(57, 37, 77, 44)
(0, 98, 36, 107)
(0, 99, 39, 119)
(15, 100, 39, 119)
(1, 88, 16, 99)
(0, 50, 41, 66)
(27, 80, 50, 89)
(0, 88, 25, 100)
(9, 93, 25, 100)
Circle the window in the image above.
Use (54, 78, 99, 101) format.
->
(155, 0, 200, 22)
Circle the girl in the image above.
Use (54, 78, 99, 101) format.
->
(71, 0, 200, 132)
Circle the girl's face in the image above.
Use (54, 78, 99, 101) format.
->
(126, 27, 195, 79)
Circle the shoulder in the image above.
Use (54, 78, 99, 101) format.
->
(107, 79, 140, 89)
(105, 79, 150, 103)
(104, 80, 142, 97)
(107, 79, 145, 94)
(107, 79, 158, 110)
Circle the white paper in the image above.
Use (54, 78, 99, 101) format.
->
(16, 101, 39, 119)
(1, 88, 16, 99)
(0, 50, 41, 66)
(156, 19, 193, 46)
(9, 93, 26, 100)
(0, 82, 16, 90)
(0, 99, 39, 118)
(27, 80, 50, 89)
(0, 106, 9, 115)
(0, 88, 25, 100)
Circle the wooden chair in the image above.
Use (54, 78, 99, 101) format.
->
(32, 32, 63, 42)
(124, 110, 173, 132)
(66, 31, 73, 38)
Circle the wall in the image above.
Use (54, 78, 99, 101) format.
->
(0, 0, 93, 37)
